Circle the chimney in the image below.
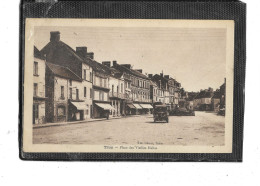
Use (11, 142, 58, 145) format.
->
(135, 69, 143, 73)
(76, 47, 87, 59)
(50, 31, 60, 42)
(148, 74, 153, 79)
(102, 61, 111, 68)
(121, 64, 131, 69)
(164, 75, 169, 79)
(113, 60, 117, 67)
(87, 52, 94, 60)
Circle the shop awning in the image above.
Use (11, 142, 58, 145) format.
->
(71, 101, 86, 110)
(133, 104, 142, 109)
(140, 104, 153, 109)
(127, 104, 135, 109)
(95, 103, 115, 110)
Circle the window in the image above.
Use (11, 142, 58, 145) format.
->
(57, 106, 65, 116)
(90, 88, 93, 99)
(61, 86, 64, 99)
(99, 91, 104, 101)
(84, 87, 87, 97)
(84, 70, 87, 80)
(112, 85, 114, 93)
(33, 83, 38, 96)
(76, 89, 79, 100)
(121, 83, 123, 93)
(100, 78, 102, 87)
(69, 88, 72, 99)
(90, 72, 92, 82)
(33, 104, 39, 119)
(69, 80, 72, 86)
(33, 62, 38, 75)
(104, 79, 107, 88)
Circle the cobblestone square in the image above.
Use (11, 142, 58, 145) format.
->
(33, 111, 225, 146)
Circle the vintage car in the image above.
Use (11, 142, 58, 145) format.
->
(153, 105, 169, 123)
(169, 107, 195, 116)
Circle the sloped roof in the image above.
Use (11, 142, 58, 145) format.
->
(34, 46, 45, 60)
(113, 63, 149, 80)
(84, 57, 111, 76)
(150, 80, 158, 87)
(41, 40, 111, 76)
(41, 41, 85, 64)
(110, 67, 123, 79)
(212, 91, 221, 99)
(195, 90, 213, 99)
(186, 92, 198, 101)
(46, 62, 82, 82)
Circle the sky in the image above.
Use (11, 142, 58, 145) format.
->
(34, 26, 226, 92)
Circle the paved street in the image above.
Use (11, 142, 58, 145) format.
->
(33, 111, 225, 146)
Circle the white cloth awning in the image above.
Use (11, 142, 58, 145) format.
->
(95, 103, 115, 110)
(71, 101, 86, 110)
(140, 104, 153, 109)
(133, 104, 142, 109)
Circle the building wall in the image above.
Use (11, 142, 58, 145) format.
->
(201, 98, 212, 104)
(109, 76, 125, 116)
(33, 57, 46, 98)
(52, 77, 69, 122)
(81, 63, 93, 119)
(130, 75, 151, 103)
(33, 57, 46, 124)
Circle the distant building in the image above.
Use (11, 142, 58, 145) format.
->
(149, 80, 159, 103)
(102, 61, 128, 117)
(186, 92, 199, 110)
(112, 62, 152, 115)
(33, 47, 47, 124)
(193, 88, 214, 111)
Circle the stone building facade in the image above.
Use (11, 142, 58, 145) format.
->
(33, 47, 46, 124)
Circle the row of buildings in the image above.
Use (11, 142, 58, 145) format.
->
(32, 31, 183, 124)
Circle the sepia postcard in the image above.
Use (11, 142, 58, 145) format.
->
(22, 18, 234, 154)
